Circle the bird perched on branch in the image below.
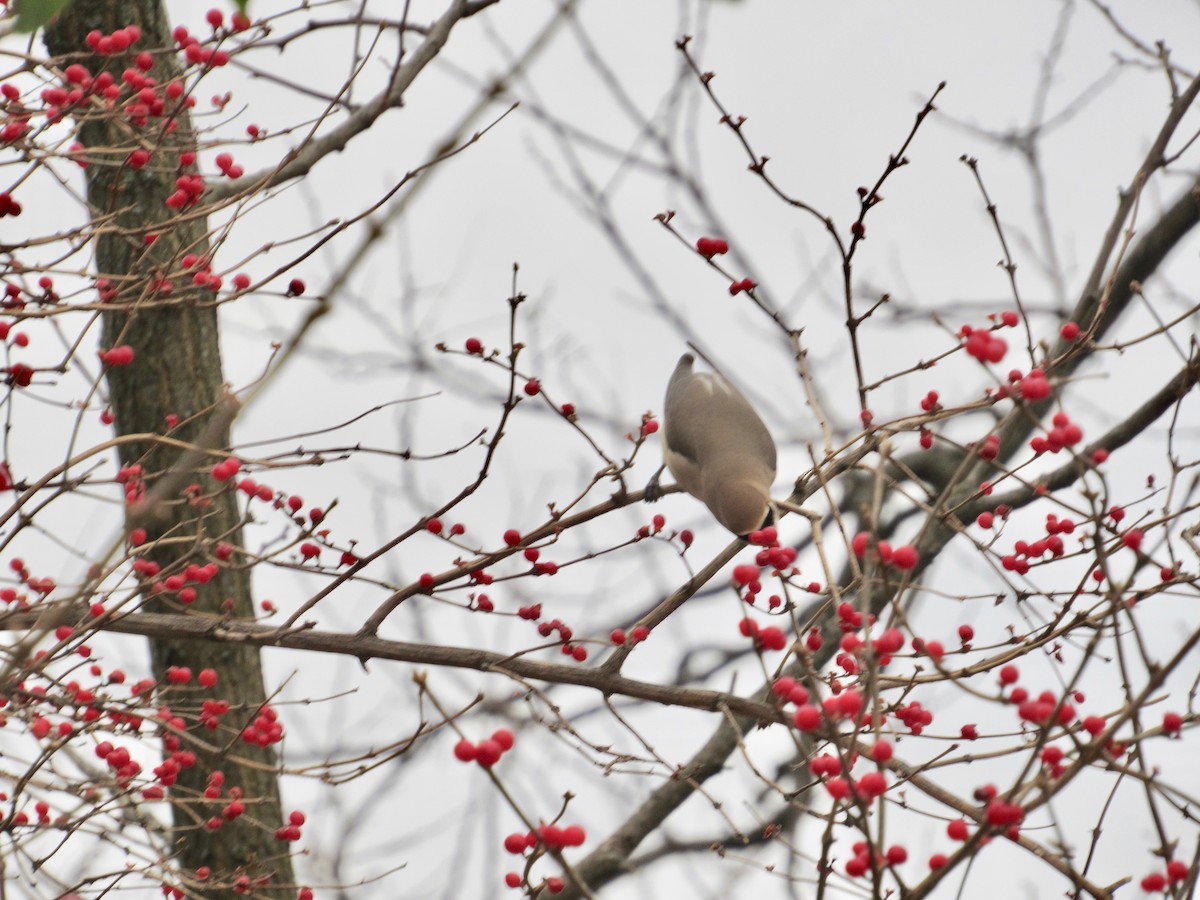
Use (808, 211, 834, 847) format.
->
(645, 353, 777, 537)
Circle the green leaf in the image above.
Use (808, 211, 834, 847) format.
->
(14, 0, 75, 33)
(234, 0, 250, 15)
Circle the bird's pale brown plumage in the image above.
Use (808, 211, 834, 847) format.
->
(660, 353, 777, 536)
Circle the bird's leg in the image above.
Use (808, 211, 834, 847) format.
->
(643, 464, 667, 502)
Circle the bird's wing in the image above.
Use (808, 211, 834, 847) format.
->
(670, 372, 775, 471)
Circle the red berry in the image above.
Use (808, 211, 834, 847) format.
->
(1167, 860, 1190, 883)
(503, 528, 521, 547)
(1019, 369, 1051, 401)
(891, 545, 919, 570)
(465, 337, 483, 354)
(824, 776, 850, 799)
(286, 278, 305, 296)
(732, 564, 760, 587)
(793, 705, 821, 731)
(947, 819, 969, 841)
(886, 845, 908, 866)
(1060, 321, 1080, 341)
(1122, 529, 1144, 551)
(858, 771, 887, 797)
(1141, 873, 1167, 892)
(873, 628, 904, 654)
(1040, 746, 1065, 770)
(475, 739, 503, 768)
(100, 345, 135, 367)
(695, 236, 729, 258)
(756, 626, 787, 651)
(452, 739, 476, 762)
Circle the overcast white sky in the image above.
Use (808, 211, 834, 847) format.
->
(3, 0, 1200, 897)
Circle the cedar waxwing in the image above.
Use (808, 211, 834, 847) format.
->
(646, 353, 778, 537)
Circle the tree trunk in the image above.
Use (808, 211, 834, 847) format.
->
(43, 3, 294, 895)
